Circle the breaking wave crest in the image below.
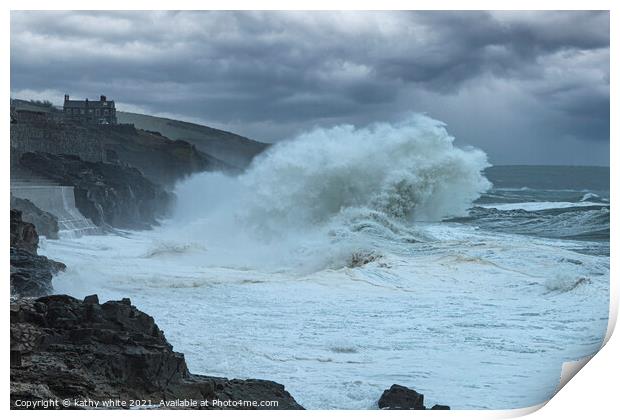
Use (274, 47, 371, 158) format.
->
(242, 115, 490, 231)
(168, 114, 491, 270)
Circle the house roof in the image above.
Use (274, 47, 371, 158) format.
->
(64, 99, 115, 108)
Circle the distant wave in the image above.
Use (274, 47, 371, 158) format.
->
(580, 192, 600, 202)
(456, 205, 610, 245)
(479, 201, 609, 212)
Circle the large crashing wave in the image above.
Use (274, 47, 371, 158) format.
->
(169, 115, 491, 270)
(240, 114, 490, 232)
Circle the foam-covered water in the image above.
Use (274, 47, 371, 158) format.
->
(42, 115, 609, 409)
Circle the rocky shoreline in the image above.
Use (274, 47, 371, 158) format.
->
(9, 209, 450, 410)
(10, 292, 449, 410)
(10, 294, 303, 410)
(9, 202, 303, 409)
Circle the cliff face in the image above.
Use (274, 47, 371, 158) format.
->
(20, 152, 173, 230)
(10, 295, 303, 410)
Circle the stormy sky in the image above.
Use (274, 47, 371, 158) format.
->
(10, 11, 609, 165)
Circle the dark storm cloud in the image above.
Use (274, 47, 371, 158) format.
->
(376, 11, 608, 89)
(10, 10, 609, 164)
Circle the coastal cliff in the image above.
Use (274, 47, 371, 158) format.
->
(11, 118, 229, 186)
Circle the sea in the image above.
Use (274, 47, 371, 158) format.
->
(42, 115, 610, 410)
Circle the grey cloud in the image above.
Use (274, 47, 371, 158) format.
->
(10, 10, 609, 164)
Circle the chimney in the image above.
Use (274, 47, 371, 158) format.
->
(64, 94, 69, 101)
(100, 95, 107, 102)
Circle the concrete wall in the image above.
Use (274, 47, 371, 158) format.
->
(11, 185, 99, 237)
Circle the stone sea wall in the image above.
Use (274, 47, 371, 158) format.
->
(10, 122, 106, 163)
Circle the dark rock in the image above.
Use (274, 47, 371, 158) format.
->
(378, 384, 425, 410)
(11, 196, 59, 239)
(11, 209, 39, 254)
(378, 384, 449, 410)
(11, 350, 22, 367)
(10, 248, 66, 297)
(19, 152, 173, 230)
(10, 209, 65, 297)
(348, 250, 382, 268)
(83, 294, 99, 305)
(10, 295, 303, 410)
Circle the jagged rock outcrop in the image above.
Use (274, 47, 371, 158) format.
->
(10, 295, 303, 410)
(10, 210, 65, 297)
(10, 248, 65, 298)
(378, 384, 450, 410)
(19, 152, 173, 230)
(11, 195, 60, 239)
(11, 209, 39, 254)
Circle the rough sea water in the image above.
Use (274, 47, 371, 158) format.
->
(42, 115, 610, 409)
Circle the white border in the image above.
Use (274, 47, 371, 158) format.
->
(3, 2, 616, 419)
